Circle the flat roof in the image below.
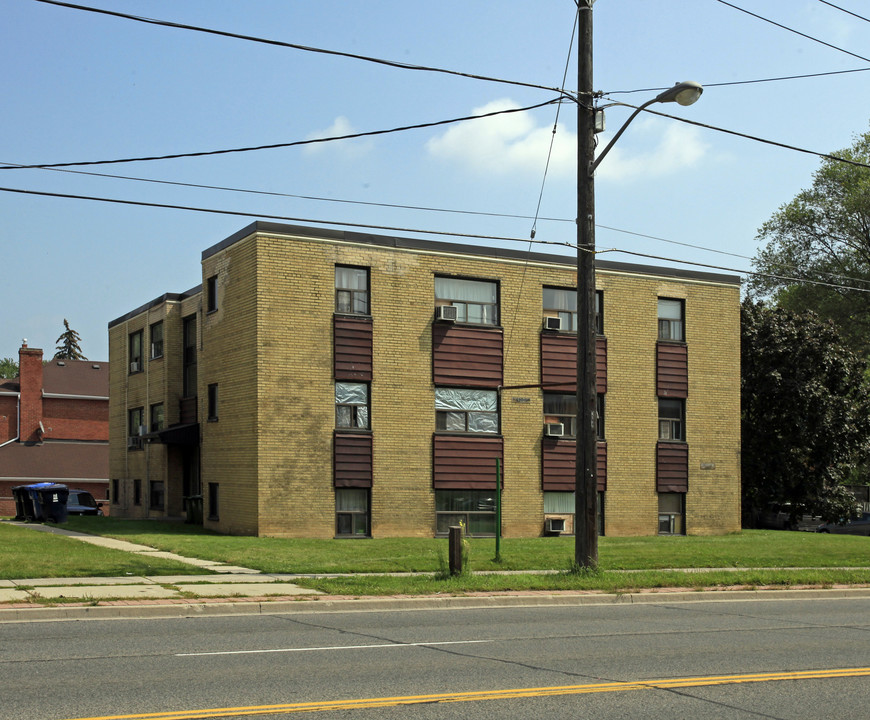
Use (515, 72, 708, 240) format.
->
(204, 221, 742, 286)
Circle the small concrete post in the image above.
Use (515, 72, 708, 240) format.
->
(448, 525, 463, 576)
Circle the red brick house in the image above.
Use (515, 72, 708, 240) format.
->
(0, 342, 109, 515)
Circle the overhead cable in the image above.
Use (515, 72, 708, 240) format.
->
(715, 0, 870, 63)
(33, 0, 567, 96)
(0, 99, 560, 171)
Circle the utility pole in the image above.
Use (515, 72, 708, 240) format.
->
(575, 0, 598, 569)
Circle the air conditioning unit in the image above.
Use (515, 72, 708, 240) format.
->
(545, 423, 565, 437)
(436, 305, 458, 322)
(544, 316, 562, 331)
(129, 361, 140, 373)
(127, 436, 140, 449)
(546, 517, 566, 534)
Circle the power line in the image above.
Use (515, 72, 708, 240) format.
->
(0, 99, 560, 171)
(715, 0, 870, 63)
(608, 65, 870, 95)
(33, 0, 567, 96)
(636, 105, 870, 170)
(818, 1, 870, 24)
(0, 183, 575, 250)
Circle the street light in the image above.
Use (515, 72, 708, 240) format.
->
(573, 5, 703, 570)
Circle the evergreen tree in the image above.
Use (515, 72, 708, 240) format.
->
(0, 357, 18, 379)
(54, 319, 87, 360)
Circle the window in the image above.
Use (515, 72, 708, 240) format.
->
(658, 298, 684, 341)
(543, 491, 605, 536)
(206, 275, 218, 313)
(150, 321, 164, 359)
(335, 266, 369, 314)
(149, 481, 165, 511)
(435, 277, 498, 325)
(150, 403, 164, 433)
(207, 384, 219, 421)
(208, 483, 219, 520)
(336, 488, 370, 536)
(127, 407, 144, 449)
(335, 382, 369, 429)
(436, 490, 497, 536)
(183, 315, 197, 397)
(542, 393, 604, 439)
(658, 398, 685, 441)
(542, 288, 602, 334)
(111, 478, 119, 505)
(543, 393, 576, 437)
(435, 388, 498, 434)
(133, 478, 142, 506)
(659, 492, 685, 534)
(543, 287, 577, 332)
(128, 330, 143, 373)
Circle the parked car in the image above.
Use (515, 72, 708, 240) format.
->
(816, 512, 870, 536)
(66, 489, 104, 516)
(758, 503, 821, 531)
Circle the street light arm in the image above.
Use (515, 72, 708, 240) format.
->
(589, 99, 656, 175)
(589, 81, 703, 175)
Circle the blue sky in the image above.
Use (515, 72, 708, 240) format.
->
(3, 0, 870, 361)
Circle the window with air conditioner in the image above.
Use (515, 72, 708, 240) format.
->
(542, 288, 602, 334)
(658, 398, 685, 441)
(128, 330, 143, 374)
(127, 407, 144, 450)
(434, 276, 498, 325)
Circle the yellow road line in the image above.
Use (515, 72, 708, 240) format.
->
(66, 667, 870, 720)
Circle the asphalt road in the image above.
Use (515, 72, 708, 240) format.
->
(3, 596, 870, 719)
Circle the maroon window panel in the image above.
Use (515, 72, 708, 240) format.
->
(433, 435, 503, 490)
(334, 316, 373, 381)
(657, 342, 688, 398)
(334, 433, 373, 488)
(541, 439, 607, 492)
(432, 324, 503, 388)
(657, 442, 688, 493)
(540, 334, 607, 393)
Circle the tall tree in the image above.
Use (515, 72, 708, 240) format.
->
(749, 126, 870, 357)
(741, 300, 870, 525)
(54, 319, 87, 360)
(0, 357, 18, 379)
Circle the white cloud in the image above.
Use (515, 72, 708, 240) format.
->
(426, 99, 576, 178)
(593, 120, 708, 183)
(303, 116, 373, 157)
(426, 100, 708, 183)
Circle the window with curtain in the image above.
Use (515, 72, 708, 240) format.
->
(335, 266, 369, 314)
(435, 277, 498, 325)
(658, 298, 684, 341)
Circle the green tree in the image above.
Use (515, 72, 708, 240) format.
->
(54, 319, 87, 361)
(741, 300, 870, 525)
(0, 357, 18, 379)
(749, 126, 870, 357)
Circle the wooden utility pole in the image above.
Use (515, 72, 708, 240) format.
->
(575, 0, 598, 569)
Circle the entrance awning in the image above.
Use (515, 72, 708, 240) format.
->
(143, 423, 199, 446)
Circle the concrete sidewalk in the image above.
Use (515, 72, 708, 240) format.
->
(0, 521, 322, 608)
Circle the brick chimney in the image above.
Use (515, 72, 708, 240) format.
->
(18, 341, 44, 444)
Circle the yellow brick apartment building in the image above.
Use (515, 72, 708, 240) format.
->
(108, 222, 741, 538)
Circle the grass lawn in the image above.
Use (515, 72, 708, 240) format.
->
(5, 517, 869, 594)
(0, 522, 213, 579)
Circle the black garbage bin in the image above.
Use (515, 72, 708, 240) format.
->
(185, 495, 203, 525)
(27, 483, 69, 523)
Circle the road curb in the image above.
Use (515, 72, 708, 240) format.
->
(4, 586, 870, 622)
